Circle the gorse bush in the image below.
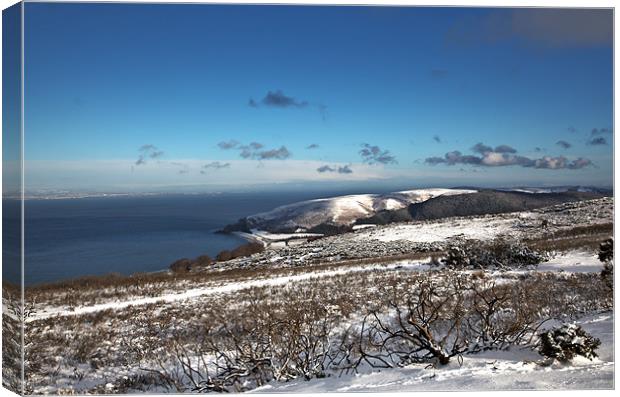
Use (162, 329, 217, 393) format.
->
(441, 239, 545, 269)
(538, 324, 600, 362)
(599, 238, 613, 290)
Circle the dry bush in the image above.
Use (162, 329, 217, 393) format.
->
(216, 242, 265, 263)
(215, 250, 232, 262)
(2, 286, 23, 394)
(354, 273, 549, 368)
(130, 293, 344, 392)
(231, 242, 264, 259)
(23, 257, 613, 393)
(194, 255, 213, 267)
(170, 258, 193, 273)
(525, 223, 613, 253)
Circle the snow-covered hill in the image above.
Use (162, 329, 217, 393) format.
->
(233, 188, 476, 233)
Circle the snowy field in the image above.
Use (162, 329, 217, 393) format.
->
(14, 249, 613, 393)
(4, 197, 613, 394)
(27, 260, 433, 322)
(356, 215, 517, 243)
(27, 250, 602, 323)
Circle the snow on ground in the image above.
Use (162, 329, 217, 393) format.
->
(29, 250, 600, 323)
(238, 230, 324, 243)
(252, 312, 614, 392)
(352, 224, 377, 230)
(357, 216, 515, 243)
(28, 260, 431, 322)
(538, 250, 604, 273)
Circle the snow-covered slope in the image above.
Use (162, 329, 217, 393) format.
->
(240, 188, 476, 232)
(251, 313, 614, 392)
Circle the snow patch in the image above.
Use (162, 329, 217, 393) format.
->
(357, 216, 514, 243)
(537, 251, 603, 273)
(251, 312, 614, 392)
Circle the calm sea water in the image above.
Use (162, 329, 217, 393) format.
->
(4, 191, 352, 286)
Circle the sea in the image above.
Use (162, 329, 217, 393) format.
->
(3, 189, 373, 286)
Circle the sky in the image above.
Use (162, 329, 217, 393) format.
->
(15, 3, 614, 192)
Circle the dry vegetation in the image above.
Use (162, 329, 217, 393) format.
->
(4, 197, 613, 394)
(525, 223, 613, 252)
(18, 261, 612, 394)
(2, 283, 23, 394)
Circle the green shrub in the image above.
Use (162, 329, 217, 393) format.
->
(538, 324, 600, 362)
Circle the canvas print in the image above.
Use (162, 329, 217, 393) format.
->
(1, 1, 615, 394)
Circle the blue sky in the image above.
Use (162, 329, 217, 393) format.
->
(19, 3, 613, 192)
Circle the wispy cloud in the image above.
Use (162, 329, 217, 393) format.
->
(170, 162, 190, 174)
(202, 161, 231, 170)
(135, 144, 164, 166)
(317, 164, 353, 174)
(588, 137, 608, 146)
(359, 143, 398, 165)
(217, 140, 291, 160)
(556, 140, 572, 149)
(494, 144, 517, 154)
(249, 90, 308, 108)
(425, 143, 592, 170)
(217, 140, 239, 150)
(237, 142, 265, 158)
(338, 165, 353, 174)
(471, 143, 517, 155)
(317, 103, 329, 121)
(471, 143, 492, 154)
(591, 128, 612, 136)
(248, 90, 328, 120)
(257, 146, 291, 160)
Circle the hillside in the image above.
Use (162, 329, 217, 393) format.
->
(357, 190, 607, 225)
(221, 188, 476, 234)
(17, 196, 614, 394)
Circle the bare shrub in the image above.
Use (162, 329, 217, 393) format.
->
(526, 223, 613, 253)
(2, 285, 23, 394)
(134, 294, 344, 392)
(355, 273, 550, 368)
(23, 255, 612, 393)
(215, 250, 232, 262)
(231, 243, 264, 259)
(194, 255, 213, 267)
(169, 258, 193, 273)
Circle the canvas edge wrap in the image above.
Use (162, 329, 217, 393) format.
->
(2, 1, 25, 395)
